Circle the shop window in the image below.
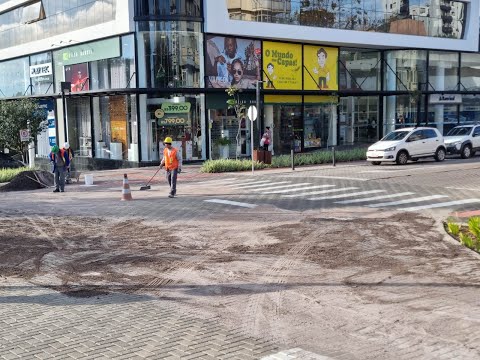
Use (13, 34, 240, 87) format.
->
(93, 95, 139, 161)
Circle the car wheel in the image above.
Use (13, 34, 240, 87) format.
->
(396, 151, 408, 165)
(371, 161, 381, 166)
(461, 144, 472, 159)
(435, 148, 446, 162)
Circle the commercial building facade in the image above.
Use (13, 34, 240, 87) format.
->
(0, 0, 478, 168)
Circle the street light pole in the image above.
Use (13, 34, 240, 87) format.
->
(256, 80, 261, 133)
(60, 82, 71, 144)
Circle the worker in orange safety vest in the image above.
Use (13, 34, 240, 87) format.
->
(160, 136, 182, 198)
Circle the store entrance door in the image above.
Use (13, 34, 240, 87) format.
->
(339, 96, 379, 145)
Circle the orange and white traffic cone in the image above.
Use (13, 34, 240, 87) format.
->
(121, 173, 133, 201)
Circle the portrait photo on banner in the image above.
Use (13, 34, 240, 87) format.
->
(205, 35, 262, 89)
(303, 45, 338, 91)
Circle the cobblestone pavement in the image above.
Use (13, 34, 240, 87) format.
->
(0, 278, 282, 360)
(1, 160, 480, 359)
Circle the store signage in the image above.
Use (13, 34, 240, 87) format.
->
(30, 63, 52, 77)
(263, 41, 302, 90)
(161, 102, 191, 113)
(158, 114, 189, 126)
(48, 116, 56, 146)
(429, 94, 462, 104)
(61, 38, 120, 66)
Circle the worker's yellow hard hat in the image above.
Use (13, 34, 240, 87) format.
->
(164, 136, 173, 144)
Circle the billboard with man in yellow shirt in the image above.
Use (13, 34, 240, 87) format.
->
(303, 45, 338, 91)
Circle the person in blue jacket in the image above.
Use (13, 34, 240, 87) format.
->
(49, 145, 70, 193)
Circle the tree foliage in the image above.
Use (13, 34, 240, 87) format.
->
(225, 86, 247, 160)
(0, 99, 48, 153)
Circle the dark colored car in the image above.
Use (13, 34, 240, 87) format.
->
(0, 152, 24, 169)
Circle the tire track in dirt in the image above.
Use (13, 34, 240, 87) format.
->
(240, 233, 317, 340)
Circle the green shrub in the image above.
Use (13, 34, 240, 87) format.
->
(468, 217, 480, 240)
(215, 137, 231, 146)
(459, 233, 475, 250)
(270, 147, 367, 168)
(0, 167, 31, 183)
(200, 159, 267, 173)
(447, 222, 460, 236)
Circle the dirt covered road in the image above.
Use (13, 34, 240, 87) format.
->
(1, 207, 480, 359)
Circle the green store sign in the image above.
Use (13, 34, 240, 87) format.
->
(161, 102, 191, 113)
(61, 38, 121, 66)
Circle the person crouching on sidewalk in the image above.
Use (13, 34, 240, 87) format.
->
(49, 145, 70, 193)
(160, 137, 182, 198)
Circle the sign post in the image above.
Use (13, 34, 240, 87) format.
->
(20, 129, 30, 142)
(247, 105, 258, 175)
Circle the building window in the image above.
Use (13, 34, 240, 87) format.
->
(137, 21, 202, 88)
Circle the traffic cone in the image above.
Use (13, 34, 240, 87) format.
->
(121, 173, 133, 201)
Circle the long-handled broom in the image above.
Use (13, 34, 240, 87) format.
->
(139, 167, 161, 191)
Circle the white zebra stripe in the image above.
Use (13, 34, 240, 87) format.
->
(282, 187, 358, 198)
(336, 192, 415, 204)
(367, 195, 448, 208)
(399, 199, 480, 211)
(308, 190, 385, 201)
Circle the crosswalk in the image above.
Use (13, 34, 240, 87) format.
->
(201, 177, 480, 212)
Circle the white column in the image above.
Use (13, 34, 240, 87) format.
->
(385, 52, 397, 134)
(433, 62, 445, 134)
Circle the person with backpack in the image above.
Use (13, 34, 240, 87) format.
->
(49, 145, 70, 193)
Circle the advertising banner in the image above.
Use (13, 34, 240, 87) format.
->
(205, 35, 261, 89)
(263, 41, 302, 90)
(65, 63, 89, 92)
(303, 45, 338, 91)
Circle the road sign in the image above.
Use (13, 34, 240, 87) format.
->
(20, 129, 30, 142)
(247, 105, 257, 121)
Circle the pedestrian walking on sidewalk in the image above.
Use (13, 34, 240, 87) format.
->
(49, 145, 70, 193)
(160, 137, 182, 198)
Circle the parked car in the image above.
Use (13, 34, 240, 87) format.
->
(0, 152, 24, 169)
(444, 124, 480, 159)
(366, 127, 446, 165)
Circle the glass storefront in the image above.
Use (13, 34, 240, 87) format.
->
(92, 95, 139, 162)
(339, 96, 379, 145)
(304, 96, 337, 149)
(66, 98, 92, 157)
(339, 48, 381, 91)
(141, 94, 203, 162)
(206, 93, 256, 160)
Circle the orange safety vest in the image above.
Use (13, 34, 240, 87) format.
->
(163, 147, 179, 170)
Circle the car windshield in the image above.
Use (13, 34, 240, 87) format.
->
(446, 127, 472, 136)
(381, 131, 410, 141)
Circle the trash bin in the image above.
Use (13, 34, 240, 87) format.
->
(253, 149, 264, 163)
(264, 150, 272, 165)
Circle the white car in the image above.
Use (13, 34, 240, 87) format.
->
(366, 127, 446, 165)
(444, 124, 480, 159)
